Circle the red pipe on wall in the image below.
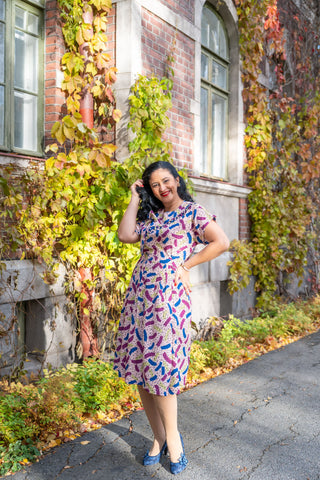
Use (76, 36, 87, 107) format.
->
(79, 9, 94, 129)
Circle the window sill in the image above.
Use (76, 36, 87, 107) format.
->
(190, 174, 251, 198)
(0, 151, 45, 168)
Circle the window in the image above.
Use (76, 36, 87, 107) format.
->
(0, 0, 44, 155)
(201, 5, 229, 179)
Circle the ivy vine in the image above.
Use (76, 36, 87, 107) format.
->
(229, 0, 320, 308)
(0, 0, 182, 365)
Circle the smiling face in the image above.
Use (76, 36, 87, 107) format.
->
(149, 168, 182, 211)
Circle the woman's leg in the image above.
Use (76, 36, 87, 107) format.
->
(138, 387, 184, 461)
(153, 393, 183, 463)
(138, 386, 166, 456)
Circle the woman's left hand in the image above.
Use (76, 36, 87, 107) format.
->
(174, 266, 192, 295)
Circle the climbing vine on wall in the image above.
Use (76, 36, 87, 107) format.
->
(229, 0, 320, 308)
(0, 0, 182, 366)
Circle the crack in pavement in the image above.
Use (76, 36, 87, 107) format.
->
(54, 440, 106, 478)
(189, 435, 221, 455)
(53, 416, 134, 478)
(231, 389, 288, 428)
(243, 425, 298, 480)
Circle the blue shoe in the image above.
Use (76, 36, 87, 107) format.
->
(143, 441, 168, 466)
(170, 434, 188, 475)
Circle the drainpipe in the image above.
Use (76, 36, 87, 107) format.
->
(78, 7, 98, 358)
(79, 8, 94, 128)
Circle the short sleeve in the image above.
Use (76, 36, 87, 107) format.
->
(135, 221, 143, 236)
(192, 204, 216, 244)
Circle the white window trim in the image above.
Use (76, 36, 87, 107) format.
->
(195, 0, 244, 184)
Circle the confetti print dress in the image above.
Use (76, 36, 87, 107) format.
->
(113, 201, 215, 396)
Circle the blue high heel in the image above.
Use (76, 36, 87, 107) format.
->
(170, 434, 188, 475)
(143, 441, 168, 466)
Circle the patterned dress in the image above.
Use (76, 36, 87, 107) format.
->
(113, 201, 215, 396)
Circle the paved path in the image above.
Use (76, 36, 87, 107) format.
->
(10, 330, 320, 480)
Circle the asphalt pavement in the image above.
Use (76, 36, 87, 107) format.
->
(8, 330, 320, 480)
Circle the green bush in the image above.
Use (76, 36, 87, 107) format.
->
(198, 299, 319, 370)
(0, 388, 39, 446)
(71, 359, 130, 413)
(0, 440, 40, 476)
(0, 360, 137, 476)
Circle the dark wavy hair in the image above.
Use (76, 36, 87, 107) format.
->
(136, 161, 194, 221)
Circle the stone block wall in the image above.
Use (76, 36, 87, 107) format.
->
(0, 261, 76, 376)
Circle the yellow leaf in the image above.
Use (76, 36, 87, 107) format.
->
(86, 62, 97, 76)
(112, 109, 121, 123)
(89, 150, 97, 162)
(82, 24, 93, 42)
(54, 123, 66, 145)
(51, 121, 61, 136)
(76, 165, 85, 177)
(95, 52, 110, 70)
(95, 152, 108, 168)
(63, 125, 75, 140)
(69, 151, 78, 163)
(105, 67, 117, 84)
(94, 14, 108, 33)
(102, 143, 117, 155)
(81, 441, 91, 445)
(76, 27, 84, 46)
(45, 156, 55, 170)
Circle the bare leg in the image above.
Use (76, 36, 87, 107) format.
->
(153, 393, 183, 463)
(138, 386, 166, 456)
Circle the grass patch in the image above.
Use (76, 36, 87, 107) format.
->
(1, 296, 320, 475)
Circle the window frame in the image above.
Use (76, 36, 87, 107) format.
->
(0, 0, 44, 156)
(200, 4, 229, 180)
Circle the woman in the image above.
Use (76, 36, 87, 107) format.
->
(114, 161, 229, 474)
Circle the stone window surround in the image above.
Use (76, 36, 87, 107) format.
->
(114, 0, 245, 188)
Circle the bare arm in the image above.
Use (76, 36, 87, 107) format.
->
(174, 220, 230, 293)
(117, 180, 143, 244)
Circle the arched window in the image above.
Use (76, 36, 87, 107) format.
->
(201, 4, 229, 178)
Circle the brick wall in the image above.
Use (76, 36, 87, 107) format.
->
(45, 0, 66, 149)
(106, 5, 116, 65)
(141, 8, 195, 171)
(158, 0, 194, 23)
(44, 2, 116, 149)
(239, 197, 251, 240)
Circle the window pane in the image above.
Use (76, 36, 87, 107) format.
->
(0, 22, 4, 83)
(27, 12, 39, 35)
(14, 91, 37, 151)
(200, 87, 208, 173)
(0, 0, 5, 22)
(201, 53, 209, 80)
(0, 86, 4, 144)
(218, 23, 227, 59)
(15, 7, 39, 35)
(201, 7, 218, 53)
(15, 29, 39, 92)
(212, 60, 227, 90)
(211, 93, 226, 178)
(15, 6, 24, 28)
(201, 6, 228, 60)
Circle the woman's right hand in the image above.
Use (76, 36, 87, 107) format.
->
(130, 179, 144, 200)
(118, 179, 143, 244)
